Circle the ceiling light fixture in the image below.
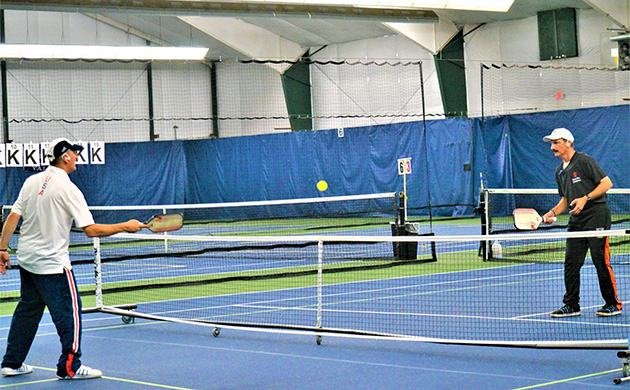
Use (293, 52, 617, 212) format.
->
(0, 44, 209, 61)
(248, 0, 515, 13)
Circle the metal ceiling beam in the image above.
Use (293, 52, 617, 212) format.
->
(583, 0, 629, 30)
(0, 0, 439, 23)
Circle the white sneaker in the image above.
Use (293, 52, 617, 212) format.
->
(2, 363, 33, 377)
(57, 365, 102, 380)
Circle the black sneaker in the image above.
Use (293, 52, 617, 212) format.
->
(596, 304, 622, 317)
(550, 305, 581, 318)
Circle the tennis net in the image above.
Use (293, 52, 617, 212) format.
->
(91, 193, 401, 236)
(2, 192, 418, 252)
(0, 191, 431, 301)
(83, 229, 630, 349)
(481, 188, 630, 261)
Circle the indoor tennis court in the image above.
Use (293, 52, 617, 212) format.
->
(1, 1, 630, 389)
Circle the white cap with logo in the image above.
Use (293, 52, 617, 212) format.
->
(45, 138, 84, 160)
(543, 128, 574, 143)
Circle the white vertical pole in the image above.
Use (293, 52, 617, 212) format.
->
(317, 240, 323, 330)
(483, 188, 491, 260)
(403, 171, 408, 221)
(163, 207, 168, 253)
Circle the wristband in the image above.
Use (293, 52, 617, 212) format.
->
(0, 249, 8, 252)
(550, 210, 556, 217)
(586, 195, 592, 202)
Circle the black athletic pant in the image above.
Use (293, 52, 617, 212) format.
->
(2, 267, 84, 377)
(563, 203, 621, 310)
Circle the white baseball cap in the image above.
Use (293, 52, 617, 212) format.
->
(543, 128, 574, 143)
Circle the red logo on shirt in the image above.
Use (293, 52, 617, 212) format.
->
(573, 172, 577, 178)
(38, 176, 51, 196)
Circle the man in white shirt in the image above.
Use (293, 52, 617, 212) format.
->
(0, 138, 145, 380)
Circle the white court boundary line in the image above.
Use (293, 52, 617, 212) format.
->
(95, 263, 630, 340)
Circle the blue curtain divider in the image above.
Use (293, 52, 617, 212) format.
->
(1, 105, 626, 223)
(480, 104, 630, 215)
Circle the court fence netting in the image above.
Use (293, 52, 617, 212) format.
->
(480, 188, 630, 261)
(2, 58, 427, 143)
(480, 63, 630, 117)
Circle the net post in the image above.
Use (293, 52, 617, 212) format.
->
(477, 187, 488, 261)
(316, 240, 323, 331)
(397, 192, 406, 225)
(403, 171, 408, 221)
(393, 194, 398, 225)
(93, 237, 102, 308)
(482, 188, 491, 261)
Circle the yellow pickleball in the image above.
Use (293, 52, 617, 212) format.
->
(317, 180, 328, 192)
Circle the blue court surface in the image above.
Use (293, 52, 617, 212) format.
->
(2, 218, 629, 389)
(0, 310, 628, 390)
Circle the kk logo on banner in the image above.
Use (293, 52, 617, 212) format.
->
(0, 142, 106, 167)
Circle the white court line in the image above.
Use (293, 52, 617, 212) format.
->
(100, 265, 564, 320)
(234, 304, 630, 328)
(94, 261, 556, 309)
(108, 269, 565, 326)
(512, 300, 630, 319)
(82, 333, 578, 383)
(0, 311, 137, 331)
(133, 266, 629, 334)
(2, 262, 622, 334)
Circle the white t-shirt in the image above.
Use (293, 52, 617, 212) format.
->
(12, 166, 95, 274)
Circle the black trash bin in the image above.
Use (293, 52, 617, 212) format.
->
(390, 222, 419, 260)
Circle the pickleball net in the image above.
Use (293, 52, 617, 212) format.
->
(89, 229, 630, 349)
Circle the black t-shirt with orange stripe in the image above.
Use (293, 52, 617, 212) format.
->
(554, 151, 607, 210)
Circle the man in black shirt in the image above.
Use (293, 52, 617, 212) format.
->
(542, 128, 621, 318)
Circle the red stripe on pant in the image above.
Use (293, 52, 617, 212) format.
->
(64, 268, 81, 377)
(64, 268, 81, 353)
(604, 237, 622, 309)
(66, 353, 75, 377)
